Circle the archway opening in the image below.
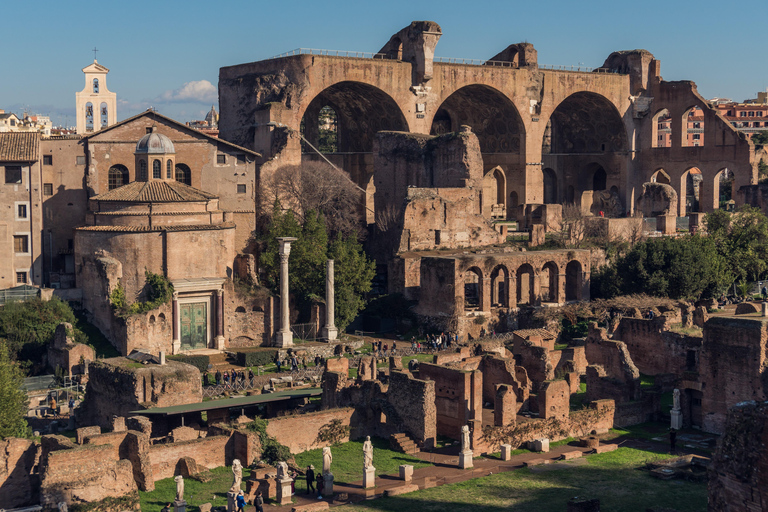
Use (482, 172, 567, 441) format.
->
(651, 169, 671, 184)
(484, 167, 507, 218)
(715, 168, 735, 211)
(85, 102, 94, 132)
(541, 262, 559, 303)
(464, 267, 483, 310)
(543, 168, 558, 204)
(490, 265, 509, 308)
(108, 165, 129, 190)
(565, 260, 582, 301)
(681, 167, 703, 215)
(652, 108, 671, 148)
(516, 264, 535, 305)
(100, 102, 108, 128)
(175, 163, 191, 186)
(682, 106, 704, 147)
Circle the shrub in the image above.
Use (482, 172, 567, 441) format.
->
(167, 354, 210, 372)
(112, 271, 174, 317)
(237, 349, 277, 367)
(244, 417, 291, 464)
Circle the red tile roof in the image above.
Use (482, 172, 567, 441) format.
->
(0, 132, 39, 162)
(91, 180, 217, 202)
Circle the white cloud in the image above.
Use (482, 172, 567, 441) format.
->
(157, 80, 217, 104)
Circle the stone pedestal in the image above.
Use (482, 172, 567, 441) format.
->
(173, 500, 187, 512)
(215, 335, 226, 351)
(275, 331, 294, 348)
(458, 450, 473, 469)
(323, 473, 334, 496)
(276, 477, 293, 505)
(363, 467, 376, 489)
(227, 491, 236, 512)
(671, 409, 683, 430)
(533, 438, 550, 453)
(656, 214, 677, 235)
(500, 444, 512, 461)
(399, 464, 413, 482)
(762, 302, 768, 317)
(171, 338, 181, 355)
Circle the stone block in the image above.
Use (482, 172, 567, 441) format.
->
(198, 504, 211, 512)
(458, 451, 474, 469)
(277, 478, 293, 506)
(290, 502, 329, 512)
(500, 444, 512, 461)
(522, 458, 548, 467)
(561, 450, 582, 460)
(363, 467, 375, 489)
(399, 464, 413, 482)
(594, 444, 618, 454)
(656, 214, 676, 235)
(176, 457, 199, 478)
(384, 484, 420, 496)
(533, 438, 549, 453)
(579, 436, 600, 449)
(323, 473, 334, 496)
(174, 499, 187, 512)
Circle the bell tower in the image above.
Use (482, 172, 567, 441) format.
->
(76, 58, 117, 134)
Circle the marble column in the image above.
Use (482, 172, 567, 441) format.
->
(215, 289, 225, 350)
(323, 259, 338, 341)
(171, 291, 180, 355)
(275, 237, 297, 347)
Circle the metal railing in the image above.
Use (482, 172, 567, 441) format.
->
(202, 367, 323, 398)
(269, 48, 390, 60)
(0, 286, 39, 305)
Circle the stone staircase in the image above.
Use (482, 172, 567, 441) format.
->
(390, 432, 420, 455)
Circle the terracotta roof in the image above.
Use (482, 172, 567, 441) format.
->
(91, 180, 217, 202)
(0, 132, 39, 162)
(76, 223, 235, 232)
(512, 328, 556, 340)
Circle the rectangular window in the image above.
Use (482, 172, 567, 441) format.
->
(693, 134, 701, 140)
(216, 154, 226, 164)
(749, 111, 755, 117)
(657, 135, 663, 141)
(236, 153, 246, 163)
(16, 272, 27, 284)
(237, 184, 246, 194)
(43, 183, 53, 196)
(5, 166, 22, 184)
(17, 204, 27, 219)
(740, 112, 747, 117)
(43, 155, 53, 165)
(13, 235, 29, 253)
(76, 156, 86, 165)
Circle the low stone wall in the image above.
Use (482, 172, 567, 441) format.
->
(0, 437, 40, 508)
(266, 408, 356, 453)
(148, 435, 230, 481)
(613, 394, 660, 427)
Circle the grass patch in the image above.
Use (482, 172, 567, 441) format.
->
(640, 374, 655, 389)
(569, 382, 587, 410)
(335, 447, 706, 512)
(294, 437, 430, 486)
(73, 308, 119, 358)
(140, 466, 252, 512)
(554, 343, 568, 351)
(606, 422, 670, 442)
(669, 323, 703, 337)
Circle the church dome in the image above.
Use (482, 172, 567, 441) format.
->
(135, 126, 175, 154)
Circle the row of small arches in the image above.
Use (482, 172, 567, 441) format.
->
(108, 163, 192, 190)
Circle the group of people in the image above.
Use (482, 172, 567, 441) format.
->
(204, 368, 255, 388)
(47, 395, 76, 418)
(275, 353, 323, 373)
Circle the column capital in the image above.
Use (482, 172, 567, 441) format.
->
(217, 288, 224, 297)
(172, 291, 178, 300)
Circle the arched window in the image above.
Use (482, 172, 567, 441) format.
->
(85, 102, 94, 132)
(108, 165, 129, 190)
(100, 102, 108, 128)
(175, 163, 191, 186)
(152, 159, 161, 179)
(93, 78, 99, 93)
(592, 167, 607, 191)
(139, 160, 147, 181)
(166, 159, 172, 179)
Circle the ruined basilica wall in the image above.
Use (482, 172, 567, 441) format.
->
(223, 280, 271, 348)
(265, 407, 356, 453)
(386, 370, 437, 449)
(614, 317, 701, 376)
(418, 363, 481, 440)
(148, 435, 229, 481)
(164, 227, 235, 282)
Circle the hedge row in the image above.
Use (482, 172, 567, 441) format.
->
(167, 354, 210, 372)
(237, 349, 277, 368)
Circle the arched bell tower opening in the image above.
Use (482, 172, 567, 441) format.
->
(76, 59, 117, 134)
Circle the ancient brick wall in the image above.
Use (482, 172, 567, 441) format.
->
(708, 401, 768, 512)
(0, 437, 40, 508)
(612, 394, 659, 427)
(585, 324, 641, 401)
(148, 435, 230, 481)
(615, 317, 701, 375)
(480, 356, 520, 404)
(223, 280, 271, 347)
(418, 363, 481, 440)
(517, 343, 554, 391)
(386, 371, 436, 449)
(539, 380, 570, 421)
(698, 317, 768, 433)
(266, 408, 356, 453)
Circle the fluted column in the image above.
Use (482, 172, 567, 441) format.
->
(275, 237, 297, 347)
(215, 288, 225, 350)
(323, 259, 338, 341)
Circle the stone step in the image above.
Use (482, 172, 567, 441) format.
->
(390, 432, 420, 454)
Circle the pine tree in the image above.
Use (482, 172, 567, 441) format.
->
(0, 342, 30, 439)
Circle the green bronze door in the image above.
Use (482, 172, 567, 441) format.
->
(180, 302, 208, 350)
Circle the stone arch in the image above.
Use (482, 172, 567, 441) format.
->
(652, 108, 671, 148)
(464, 267, 483, 310)
(541, 261, 559, 303)
(516, 263, 535, 305)
(565, 260, 582, 301)
(651, 168, 671, 184)
(100, 102, 108, 128)
(158, 313, 167, 323)
(714, 168, 735, 211)
(149, 315, 156, 325)
(483, 167, 507, 218)
(681, 167, 703, 215)
(85, 102, 94, 132)
(93, 78, 99, 94)
(430, 85, 525, 158)
(175, 163, 191, 186)
(490, 265, 510, 307)
(543, 168, 558, 204)
(108, 164, 129, 190)
(682, 106, 704, 147)
(235, 306, 246, 313)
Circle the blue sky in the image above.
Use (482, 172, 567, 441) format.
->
(3, 0, 766, 127)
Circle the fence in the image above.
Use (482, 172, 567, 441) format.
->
(0, 285, 39, 305)
(291, 323, 318, 342)
(202, 367, 324, 398)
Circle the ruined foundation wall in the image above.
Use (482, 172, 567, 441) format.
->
(386, 371, 436, 449)
(266, 408, 356, 453)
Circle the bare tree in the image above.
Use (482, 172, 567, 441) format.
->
(263, 161, 365, 238)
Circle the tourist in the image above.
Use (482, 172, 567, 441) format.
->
(291, 354, 299, 372)
(254, 491, 264, 512)
(392, 341, 397, 355)
(68, 396, 75, 414)
(275, 355, 282, 373)
(248, 368, 255, 387)
(305, 464, 315, 494)
(50, 397, 58, 418)
(236, 490, 246, 512)
(383, 343, 388, 357)
(314, 354, 321, 367)
(290, 469, 297, 495)
(215, 369, 222, 386)
(161, 503, 171, 512)
(763, 286, 767, 301)
(669, 428, 677, 454)
(203, 370, 209, 386)
(223, 371, 230, 388)
(316, 473, 324, 498)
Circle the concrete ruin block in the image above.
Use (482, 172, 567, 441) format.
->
(539, 380, 570, 421)
(325, 357, 349, 374)
(384, 484, 420, 497)
(500, 444, 512, 461)
(389, 356, 403, 371)
(594, 444, 618, 454)
(76, 426, 101, 444)
(533, 438, 549, 453)
(175, 457, 199, 478)
(126, 416, 153, 436)
(171, 426, 198, 442)
(565, 372, 581, 394)
(529, 224, 546, 247)
(693, 306, 708, 327)
(561, 450, 582, 460)
(111, 416, 126, 432)
(399, 464, 414, 482)
(656, 214, 677, 235)
(494, 384, 517, 427)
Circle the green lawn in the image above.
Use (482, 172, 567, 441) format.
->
(139, 466, 252, 512)
(569, 382, 587, 410)
(335, 448, 707, 512)
(294, 437, 431, 486)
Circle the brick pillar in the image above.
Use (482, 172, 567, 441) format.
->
(508, 274, 517, 306)
(481, 277, 491, 312)
(557, 270, 566, 304)
(532, 271, 542, 306)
